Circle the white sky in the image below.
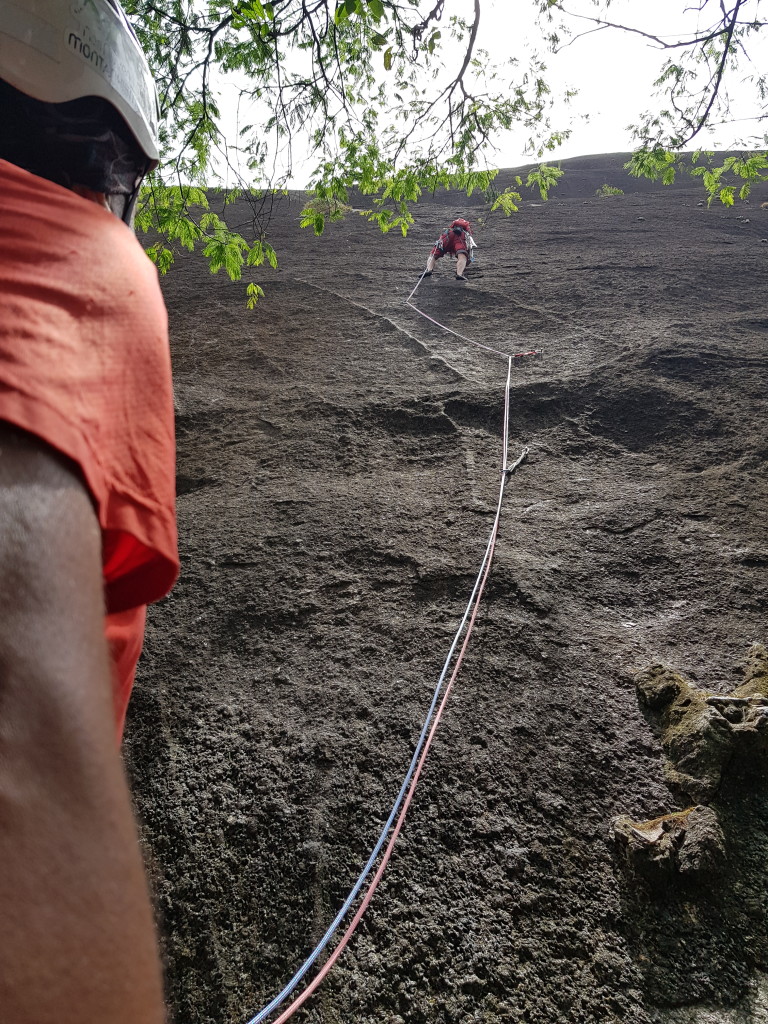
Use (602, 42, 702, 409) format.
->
(480, 0, 767, 168)
(213, 0, 767, 187)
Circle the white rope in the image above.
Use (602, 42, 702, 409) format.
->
(241, 261, 534, 1024)
(406, 273, 541, 361)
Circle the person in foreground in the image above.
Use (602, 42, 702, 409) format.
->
(0, 2, 178, 1020)
(423, 217, 477, 280)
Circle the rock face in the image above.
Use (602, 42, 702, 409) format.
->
(634, 644, 768, 803)
(612, 805, 727, 883)
(611, 643, 768, 938)
(126, 155, 768, 1024)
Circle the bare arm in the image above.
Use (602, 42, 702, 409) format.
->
(0, 426, 166, 1024)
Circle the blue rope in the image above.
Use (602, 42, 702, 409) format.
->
(245, 526, 497, 1024)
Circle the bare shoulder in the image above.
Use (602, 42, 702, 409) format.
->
(0, 423, 97, 528)
(0, 423, 104, 656)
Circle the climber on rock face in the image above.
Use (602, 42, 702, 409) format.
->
(423, 218, 478, 281)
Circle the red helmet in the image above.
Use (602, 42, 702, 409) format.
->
(451, 218, 471, 232)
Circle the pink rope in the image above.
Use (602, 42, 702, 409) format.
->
(269, 359, 514, 1024)
(405, 298, 512, 358)
(405, 276, 541, 362)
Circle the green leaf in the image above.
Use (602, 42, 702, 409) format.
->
(246, 240, 265, 266)
(525, 163, 563, 200)
(383, 47, 393, 70)
(718, 186, 736, 207)
(299, 203, 327, 235)
(490, 188, 521, 215)
(145, 243, 175, 274)
(246, 282, 265, 309)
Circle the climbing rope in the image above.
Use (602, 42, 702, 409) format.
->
(244, 511, 502, 1023)
(405, 270, 542, 362)
(244, 267, 535, 1024)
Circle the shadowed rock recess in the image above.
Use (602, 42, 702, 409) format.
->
(126, 155, 768, 1024)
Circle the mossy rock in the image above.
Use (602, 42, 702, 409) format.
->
(634, 645, 768, 803)
(612, 805, 726, 885)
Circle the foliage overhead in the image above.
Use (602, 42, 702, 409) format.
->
(542, 1, 767, 201)
(127, 1, 767, 294)
(128, 0, 567, 288)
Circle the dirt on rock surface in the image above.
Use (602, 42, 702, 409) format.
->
(125, 154, 768, 1024)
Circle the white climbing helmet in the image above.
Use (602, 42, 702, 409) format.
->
(0, 0, 159, 167)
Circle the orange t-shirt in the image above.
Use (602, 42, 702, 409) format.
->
(0, 159, 179, 736)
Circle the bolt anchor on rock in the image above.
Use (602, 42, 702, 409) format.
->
(503, 447, 530, 482)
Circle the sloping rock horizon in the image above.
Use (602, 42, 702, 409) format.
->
(127, 153, 768, 1024)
